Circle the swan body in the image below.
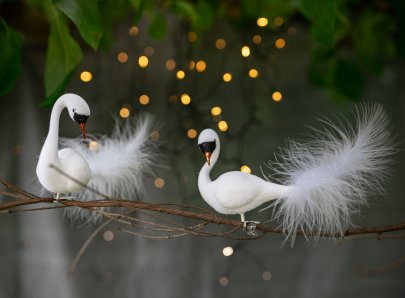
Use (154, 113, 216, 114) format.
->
(197, 105, 394, 242)
(37, 93, 159, 222)
(36, 93, 91, 194)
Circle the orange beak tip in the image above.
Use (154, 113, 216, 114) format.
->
(80, 123, 86, 139)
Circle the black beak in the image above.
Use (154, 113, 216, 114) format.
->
(73, 113, 89, 139)
(198, 140, 216, 165)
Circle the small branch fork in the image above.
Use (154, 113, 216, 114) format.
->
(1, 179, 405, 240)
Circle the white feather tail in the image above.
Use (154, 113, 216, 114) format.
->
(271, 104, 394, 244)
(61, 114, 160, 223)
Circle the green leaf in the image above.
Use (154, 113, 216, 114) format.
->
(301, 0, 337, 47)
(172, 0, 196, 18)
(0, 18, 23, 96)
(54, 0, 103, 50)
(149, 13, 167, 39)
(192, 1, 215, 31)
(131, 0, 146, 24)
(42, 7, 83, 106)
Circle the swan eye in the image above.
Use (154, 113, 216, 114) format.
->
(72, 109, 76, 113)
(199, 140, 216, 154)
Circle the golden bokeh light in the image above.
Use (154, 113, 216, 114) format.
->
(272, 91, 283, 102)
(154, 177, 165, 188)
(274, 16, 284, 27)
(196, 60, 206, 72)
(211, 106, 222, 116)
(89, 140, 99, 151)
(176, 70, 186, 79)
(189, 60, 195, 70)
(188, 31, 197, 42)
(139, 94, 150, 105)
(128, 26, 139, 36)
(218, 120, 228, 132)
(187, 129, 197, 139)
(240, 165, 252, 174)
(241, 46, 250, 57)
(223, 73, 232, 82)
(150, 130, 160, 141)
(166, 59, 176, 71)
(103, 230, 114, 241)
(275, 38, 286, 49)
(222, 246, 234, 256)
(257, 17, 268, 27)
(248, 68, 259, 78)
(80, 71, 93, 82)
(253, 35, 262, 44)
(215, 38, 226, 49)
(138, 55, 149, 68)
(117, 52, 128, 63)
(119, 107, 130, 118)
(181, 93, 191, 105)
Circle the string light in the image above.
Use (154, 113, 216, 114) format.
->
(218, 120, 228, 132)
(219, 276, 229, 286)
(196, 60, 206, 72)
(128, 26, 139, 36)
(80, 71, 93, 82)
(188, 31, 197, 42)
(187, 129, 197, 139)
(166, 59, 176, 71)
(262, 271, 272, 281)
(181, 93, 191, 105)
(139, 95, 149, 105)
(223, 73, 232, 82)
(274, 16, 284, 27)
(241, 46, 250, 57)
(154, 178, 165, 188)
(272, 91, 283, 102)
(215, 38, 226, 49)
(103, 230, 114, 241)
(211, 106, 222, 116)
(144, 46, 154, 56)
(248, 69, 259, 78)
(176, 70, 186, 79)
(89, 140, 99, 151)
(253, 35, 262, 44)
(257, 17, 268, 27)
(275, 38, 286, 49)
(222, 246, 234, 256)
(117, 52, 128, 63)
(119, 107, 130, 118)
(240, 165, 252, 174)
(150, 130, 160, 141)
(138, 56, 149, 68)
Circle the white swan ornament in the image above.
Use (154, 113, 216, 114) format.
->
(36, 93, 159, 222)
(197, 105, 394, 243)
(36, 93, 90, 198)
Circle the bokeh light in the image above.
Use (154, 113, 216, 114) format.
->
(139, 95, 149, 105)
(218, 120, 228, 132)
(272, 91, 283, 102)
(240, 165, 252, 174)
(215, 38, 226, 49)
(176, 70, 186, 79)
(181, 93, 191, 105)
(80, 71, 93, 82)
(248, 69, 259, 78)
(257, 17, 268, 27)
(253, 35, 262, 44)
(154, 178, 165, 188)
(222, 246, 234, 256)
(196, 60, 206, 72)
(119, 107, 130, 118)
(166, 59, 176, 71)
(187, 129, 197, 139)
(275, 38, 286, 49)
(211, 106, 222, 116)
(241, 46, 250, 57)
(138, 55, 149, 68)
(223, 73, 232, 82)
(117, 52, 128, 63)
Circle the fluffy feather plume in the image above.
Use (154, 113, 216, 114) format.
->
(60, 114, 160, 223)
(269, 104, 395, 244)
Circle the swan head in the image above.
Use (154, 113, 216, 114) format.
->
(198, 129, 218, 166)
(63, 93, 90, 139)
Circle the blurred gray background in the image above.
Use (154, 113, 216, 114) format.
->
(1, 13, 405, 298)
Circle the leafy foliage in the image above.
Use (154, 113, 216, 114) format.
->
(0, 0, 403, 104)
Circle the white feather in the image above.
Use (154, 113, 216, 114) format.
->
(60, 114, 160, 223)
(268, 104, 395, 244)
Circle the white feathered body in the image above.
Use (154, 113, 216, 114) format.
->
(61, 116, 158, 222)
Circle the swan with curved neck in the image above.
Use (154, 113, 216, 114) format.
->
(197, 129, 291, 222)
(36, 93, 90, 197)
(197, 104, 394, 243)
(36, 93, 160, 224)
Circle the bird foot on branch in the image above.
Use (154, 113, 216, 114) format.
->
(243, 221, 260, 236)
